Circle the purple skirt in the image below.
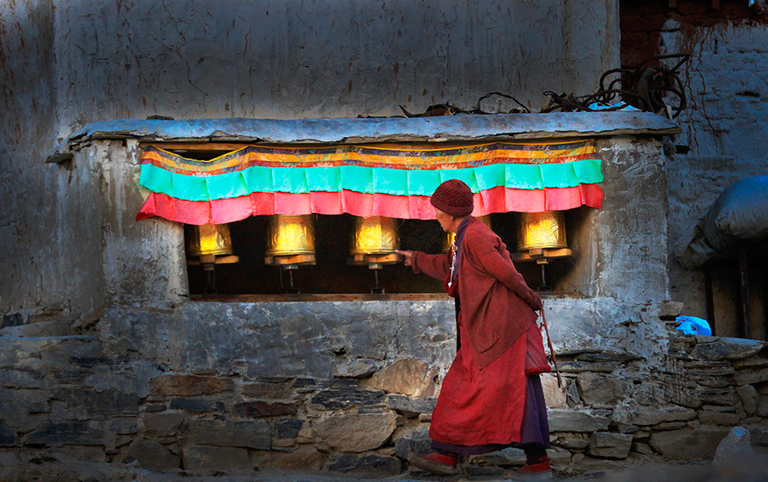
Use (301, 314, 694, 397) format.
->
(431, 375, 550, 456)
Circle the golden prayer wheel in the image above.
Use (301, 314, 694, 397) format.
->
(265, 215, 317, 266)
(442, 215, 492, 252)
(350, 216, 400, 266)
(185, 224, 239, 293)
(517, 211, 568, 251)
(185, 224, 234, 257)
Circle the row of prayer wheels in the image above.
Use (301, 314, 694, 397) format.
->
(185, 211, 569, 266)
(257, 215, 402, 268)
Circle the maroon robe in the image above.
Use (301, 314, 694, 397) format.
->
(411, 217, 549, 448)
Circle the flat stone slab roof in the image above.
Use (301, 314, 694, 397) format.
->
(48, 112, 680, 163)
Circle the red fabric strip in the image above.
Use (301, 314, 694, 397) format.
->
(137, 185, 603, 225)
(310, 191, 343, 215)
(274, 192, 312, 215)
(211, 194, 258, 223)
(577, 183, 603, 210)
(340, 191, 374, 217)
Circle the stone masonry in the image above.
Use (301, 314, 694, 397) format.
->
(2, 307, 768, 478)
(0, 111, 688, 478)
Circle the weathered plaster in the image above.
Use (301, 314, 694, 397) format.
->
(2, 0, 626, 315)
(96, 295, 671, 383)
(48, 113, 680, 162)
(98, 301, 458, 379)
(0, 0, 62, 314)
(595, 137, 670, 304)
(96, 140, 188, 308)
(659, 20, 768, 328)
(52, 0, 620, 136)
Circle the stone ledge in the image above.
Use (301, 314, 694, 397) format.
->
(48, 113, 681, 162)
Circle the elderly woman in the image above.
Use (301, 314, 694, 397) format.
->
(396, 179, 552, 477)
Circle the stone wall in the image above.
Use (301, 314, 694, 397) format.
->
(662, 13, 768, 337)
(2, 304, 768, 477)
(8, 128, 675, 347)
(546, 331, 768, 475)
(621, 1, 768, 337)
(0, 130, 688, 475)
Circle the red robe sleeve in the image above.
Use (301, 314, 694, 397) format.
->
(411, 251, 452, 282)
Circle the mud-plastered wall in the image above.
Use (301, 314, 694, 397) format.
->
(622, 1, 768, 334)
(51, 0, 619, 132)
(1, 0, 622, 316)
(665, 12, 768, 335)
(0, 0, 68, 316)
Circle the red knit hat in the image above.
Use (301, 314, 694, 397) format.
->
(430, 179, 474, 217)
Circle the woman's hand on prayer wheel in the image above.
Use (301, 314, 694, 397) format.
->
(395, 250, 414, 266)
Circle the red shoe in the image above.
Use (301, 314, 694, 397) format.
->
(407, 452, 458, 475)
(517, 459, 552, 479)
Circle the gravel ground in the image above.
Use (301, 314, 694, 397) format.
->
(2, 455, 768, 482)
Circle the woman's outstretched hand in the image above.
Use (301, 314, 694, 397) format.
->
(395, 250, 414, 266)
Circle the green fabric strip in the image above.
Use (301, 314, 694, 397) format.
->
(140, 159, 602, 201)
(273, 168, 309, 193)
(571, 158, 603, 184)
(305, 166, 342, 192)
(139, 163, 173, 194)
(439, 170, 479, 192)
(340, 166, 373, 193)
(243, 166, 274, 192)
(408, 170, 444, 196)
(207, 171, 251, 199)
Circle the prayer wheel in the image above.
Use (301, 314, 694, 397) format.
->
(264, 215, 317, 266)
(185, 224, 234, 258)
(517, 211, 568, 251)
(350, 216, 400, 266)
(442, 215, 492, 252)
(185, 223, 239, 294)
(515, 211, 571, 291)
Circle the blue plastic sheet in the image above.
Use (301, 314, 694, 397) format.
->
(675, 316, 712, 336)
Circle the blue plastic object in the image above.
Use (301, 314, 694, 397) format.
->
(675, 316, 712, 336)
(587, 102, 640, 111)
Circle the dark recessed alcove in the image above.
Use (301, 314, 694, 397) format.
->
(187, 215, 446, 295)
(187, 208, 595, 298)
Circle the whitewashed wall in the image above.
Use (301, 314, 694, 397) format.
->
(1, 0, 621, 315)
(52, 0, 620, 134)
(0, 0, 62, 315)
(661, 20, 768, 332)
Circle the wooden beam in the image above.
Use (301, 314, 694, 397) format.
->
(512, 248, 573, 262)
(763, 259, 768, 341)
(190, 293, 452, 303)
(187, 255, 240, 266)
(704, 264, 716, 336)
(142, 142, 253, 151)
(264, 254, 317, 266)
(739, 248, 752, 339)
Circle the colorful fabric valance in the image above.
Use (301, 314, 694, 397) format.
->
(137, 140, 603, 225)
